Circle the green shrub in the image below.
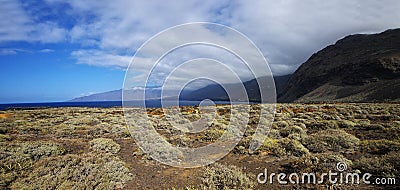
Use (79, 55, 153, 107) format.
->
(80, 117, 100, 126)
(0, 141, 64, 163)
(201, 163, 254, 190)
(169, 186, 198, 190)
(307, 120, 338, 130)
(10, 153, 132, 190)
(0, 141, 64, 188)
(288, 153, 352, 174)
(0, 172, 17, 188)
(338, 120, 356, 128)
(0, 152, 33, 173)
(17, 141, 65, 161)
(353, 151, 399, 178)
(0, 127, 8, 134)
(259, 137, 309, 157)
(280, 125, 303, 136)
(267, 129, 281, 139)
(201, 129, 224, 141)
(0, 134, 11, 142)
(272, 121, 289, 129)
(259, 137, 279, 153)
(89, 138, 120, 154)
(303, 129, 359, 152)
(0, 151, 33, 188)
(355, 123, 385, 131)
(277, 138, 310, 157)
(280, 125, 306, 139)
(169, 135, 192, 147)
(132, 147, 153, 160)
(359, 139, 400, 154)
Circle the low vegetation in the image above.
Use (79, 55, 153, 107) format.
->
(353, 151, 400, 178)
(0, 103, 398, 189)
(89, 137, 121, 154)
(287, 152, 352, 174)
(302, 129, 360, 152)
(10, 153, 132, 189)
(259, 137, 309, 157)
(201, 163, 254, 190)
(0, 141, 66, 188)
(359, 139, 400, 154)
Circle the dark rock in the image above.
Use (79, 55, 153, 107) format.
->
(279, 29, 400, 102)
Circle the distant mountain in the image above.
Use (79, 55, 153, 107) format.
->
(70, 90, 122, 102)
(70, 87, 163, 102)
(70, 75, 291, 102)
(70, 29, 400, 103)
(279, 28, 400, 102)
(180, 75, 290, 102)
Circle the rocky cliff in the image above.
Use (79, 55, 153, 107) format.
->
(278, 29, 400, 102)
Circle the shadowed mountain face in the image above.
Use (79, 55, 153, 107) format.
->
(71, 29, 400, 103)
(278, 29, 400, 102)
(180, 75, 290, 102)
(70, 75, 291, 102)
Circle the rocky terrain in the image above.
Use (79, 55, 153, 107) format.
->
(279, 29, 400, 102)
(0, 103, 399, 189)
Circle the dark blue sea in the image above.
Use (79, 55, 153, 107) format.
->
(0, 100, 234, 110)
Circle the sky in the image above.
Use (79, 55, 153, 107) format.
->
(1, 0, 399, 103)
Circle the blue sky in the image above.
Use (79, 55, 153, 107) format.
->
(0, 40, 125, 103)
(1, 0, 399, 103)
(0, 44, 124, 102)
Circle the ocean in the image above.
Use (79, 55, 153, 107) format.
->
(0, 100, 234, 110)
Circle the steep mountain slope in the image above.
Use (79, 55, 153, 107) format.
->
(278, 29, 400, 102)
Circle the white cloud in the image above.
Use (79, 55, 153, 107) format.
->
(145, 44, 254, 88)
(2, 0, 400, 78)
(62, 0, 400, 75)
(71, 49, 131, 69)
(222, 0, 400, 74)
(0, 0, 67, 43)
(0, 49, 18, 56)
(0, 48, 55, 55)
(0, 48, 32, 55)
(39, 49, 55, 53)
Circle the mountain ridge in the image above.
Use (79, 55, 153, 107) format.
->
(71, 29, 400, 103)
(278, 28, 400, 102)
(70, 75, 290, 102)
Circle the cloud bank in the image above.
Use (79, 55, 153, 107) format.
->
(2, 0, 400, 77)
